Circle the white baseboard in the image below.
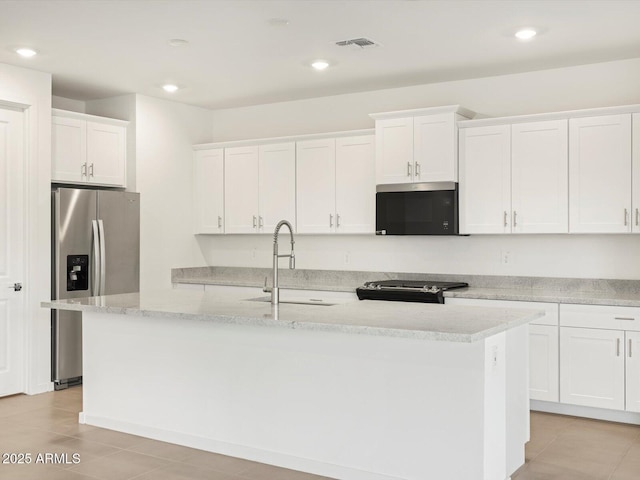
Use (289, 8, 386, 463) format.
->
(82, 414, 402, 480)
(531, 400, 640, 425)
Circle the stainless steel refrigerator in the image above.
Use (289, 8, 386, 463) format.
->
(52, 187, 140, 389)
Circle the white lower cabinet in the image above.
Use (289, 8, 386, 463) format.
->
(559, 327, 625, 410)
(626, 331, 640, 413)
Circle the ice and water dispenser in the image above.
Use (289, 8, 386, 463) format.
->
(67, 255, 89, 292)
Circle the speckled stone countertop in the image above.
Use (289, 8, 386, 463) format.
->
(42, 289, 542, 343)
(172, 267, 640, 307)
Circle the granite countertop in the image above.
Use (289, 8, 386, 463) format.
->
(42, 289, 543, 343)
(172, 267, 640, 307)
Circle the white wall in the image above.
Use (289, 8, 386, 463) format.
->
(134, 95, 212, 290)
(52, 95, 85, 113)
(0, 62, 52, 394)
(199, 58, 640, 280)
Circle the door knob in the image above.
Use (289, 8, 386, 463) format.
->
(8, 282, 22, 292)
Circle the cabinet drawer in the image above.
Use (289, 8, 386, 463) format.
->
(560, 304, 640, 331)
(445, 298, 558, 326)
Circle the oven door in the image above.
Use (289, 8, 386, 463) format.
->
(375, 183, 458, 235)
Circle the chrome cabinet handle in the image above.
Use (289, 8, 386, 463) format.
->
(81, 163, 87, 177)
(217, 216, 222, 228)
(630, 339, 633, 358)
(503, 211, 508, 227)
(624, 208, 629, 226)
(259, 216, 264, 228)
(89, 163, 94, 178)
(252, 215, 257, 228)
(329, 214, 334, 228)
(614, 316, 635, 321)
(617, 338, 621, 357)
(513, 211, 517, 227)
(407, 162, 412, 177)
(636, 208, 639, 227)
(415, 162, 420, 178)
(336, 214, 341, 228)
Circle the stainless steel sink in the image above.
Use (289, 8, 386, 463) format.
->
(248, 296, 336, 307)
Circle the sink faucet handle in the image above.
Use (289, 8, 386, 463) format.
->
(289, 254, 295, 270)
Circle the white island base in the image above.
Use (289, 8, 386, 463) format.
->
(79, 309, 529, 480)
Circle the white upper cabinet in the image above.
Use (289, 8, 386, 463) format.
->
(511, 120, 568, 234)
(224, 146, 260, 234)
(371, 106, 474, 185)
(194, 148, 224, 234)
(460, 119, 569, 234)
(335, 135, 375, 233)
(459, 124, 511, 234)
(569, 114, 632, 233)
(297, 135, 375, 234)
(258, 143, 296, 232)
(52, 109, 127, 187)
(296, 138, 337, 233)
(632, 113, 640, 233)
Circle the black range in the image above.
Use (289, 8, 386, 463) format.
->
(356, 279, 468, 304)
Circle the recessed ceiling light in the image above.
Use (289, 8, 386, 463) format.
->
(168, 39, 189, 47)
(16, 47, 37, 58)
(311, 60, 330, 71)
(162, 84, 179, 93)
(515, 28, 537, 41)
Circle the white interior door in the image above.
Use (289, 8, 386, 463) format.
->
(0, 106, 25, 397)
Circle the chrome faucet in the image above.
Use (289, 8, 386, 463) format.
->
(263, 220, 295, 305)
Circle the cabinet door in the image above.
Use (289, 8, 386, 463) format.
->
(632, 113, 640, 233)
(560, 327, 625, 410)
(52, 116, 86, 183)
(335, 135, 375, 233)
(258, 143, 296, 232)
(529, 324, 559, 402)
(569, 114, 632, 233)
(413, 113, 456, 182)
(459, 125, 511, 234)
(224, 146, 259, 233)
(296, 138, 336, 233)
(194, 149, 224, 234)
(626, 331, 640, 413)
(512, 120, 568, 234)
(86, 121, 126, 187)
(375, 117, 414, 184)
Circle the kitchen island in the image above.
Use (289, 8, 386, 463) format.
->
(43, 289, 543, 480)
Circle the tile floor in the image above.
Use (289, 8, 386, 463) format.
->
(0, 387, 639, 480)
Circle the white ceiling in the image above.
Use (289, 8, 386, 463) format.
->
(1, 0, 640, 110)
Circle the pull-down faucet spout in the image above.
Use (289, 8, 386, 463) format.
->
(264, 219, 295, 305)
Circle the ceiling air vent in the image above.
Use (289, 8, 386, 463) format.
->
(335, 37, 380, 48)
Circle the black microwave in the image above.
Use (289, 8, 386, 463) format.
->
(376, 182, 459, 235)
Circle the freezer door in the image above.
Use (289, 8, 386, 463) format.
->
(53, 188, 97, 299)
(97, 191, 140, 295)
(52, 309, 83, 382)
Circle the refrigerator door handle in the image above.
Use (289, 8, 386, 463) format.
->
(98, 219, 106, 295)
(92, 220, 100, 295)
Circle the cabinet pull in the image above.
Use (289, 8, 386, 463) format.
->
(636, 208, 639, 227)
(252, 215, 257, 228)
(614, 316, 635, 321)
(336, 214, 341, 228)
(624, 208, 629, 226)
(259, 216, 264, 228)
(407, 162, 412, 177)
(617, 338, 621, 357)
(81, 163, 87, 177)
(415, 162, 420, 177)
(630, 339, 633, 358)
(217, 216, 222, 228)
(329, 213, 334, 228)
(513, 211, 517, 227)
(503, 211, 508, 227)
(89, 163, 94, 177)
